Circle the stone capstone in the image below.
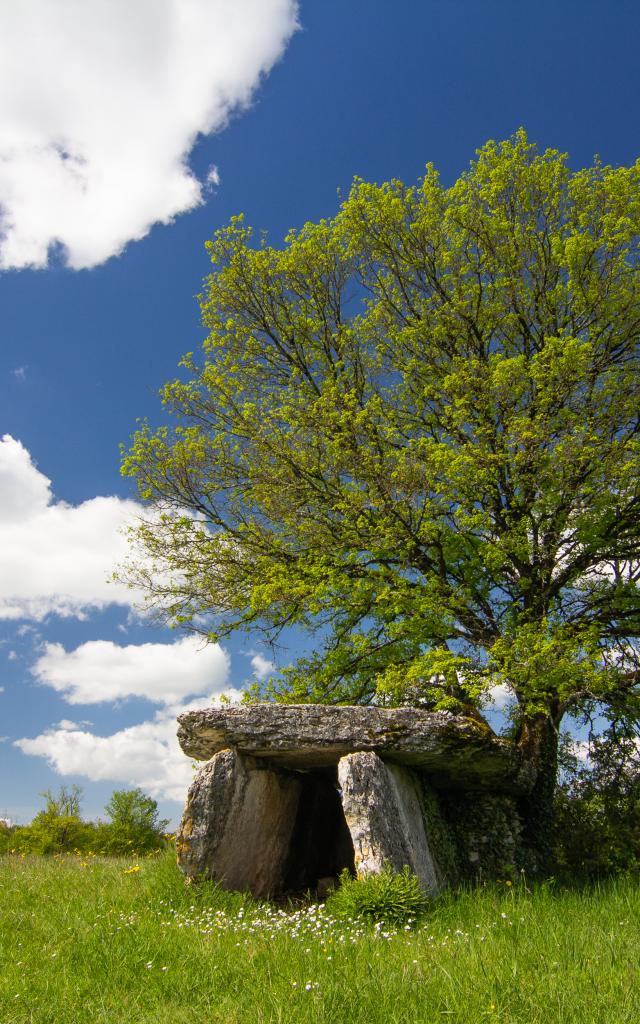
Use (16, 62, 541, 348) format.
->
(177, 704, 527, 792)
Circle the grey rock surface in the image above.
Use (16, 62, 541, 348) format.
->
(338, 752, 442, 893)
(176, 748, 301, 897)
(177, 704, 527, 792)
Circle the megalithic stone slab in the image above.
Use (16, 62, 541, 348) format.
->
(338, 751, 442, 893)
(177, 704, 529, 793)
(176, 748, 302, 898)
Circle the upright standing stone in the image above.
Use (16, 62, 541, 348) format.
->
(338, 751, 442, 893)
(177, 748, 301, 898)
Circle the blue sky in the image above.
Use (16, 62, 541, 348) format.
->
(1, 0, 639, 827)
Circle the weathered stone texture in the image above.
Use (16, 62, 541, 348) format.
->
(447, 792, 524, 879)
(338, 752, 442, 893)
(178, 704, 526, 792)
(175, 705, 530, 896)
(176, 748, 301, 898)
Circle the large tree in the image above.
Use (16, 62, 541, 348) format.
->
(121, 132, 640, 863)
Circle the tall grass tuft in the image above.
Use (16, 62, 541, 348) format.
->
(326, 866, 429, 924)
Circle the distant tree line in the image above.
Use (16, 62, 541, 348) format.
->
(0, 764, 638, 877)
(0, 786, 171, 856)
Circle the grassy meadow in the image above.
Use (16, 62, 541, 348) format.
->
(1, 849, 638, 1024)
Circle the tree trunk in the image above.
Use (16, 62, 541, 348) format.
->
(516, 713, 559, 876)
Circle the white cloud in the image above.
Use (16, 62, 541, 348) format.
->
(0, 0, 299, 270)
(0, 434, 52, 523)
(250, 652, 275, 680)
(486, 683, 515, 711)
(15, 695, 242, 802)
(56, 719, 92, 731)
(206, 165, 221, 189)
(33, 635, 230, 705)
(570, 738, 591, 764)
(0, 434, 145, 620)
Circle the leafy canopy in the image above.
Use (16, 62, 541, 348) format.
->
(37, 784, 83, 821)
(104, 787, 168, 833)
(122, 131, 640, 730)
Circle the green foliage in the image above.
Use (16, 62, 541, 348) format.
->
(1, 816, 95, 855)
(5, 785, 92, 854)
(105, 787, 164, 829)
(0, 786, 170, 856)
(120, 130, 640, 740)
(554, 726, 640, 877)
(325, 866, 429, 924)
(445, 794, 525, 881)
(38, 784, 83, 819)
(102, 788, 170, 854)
(120, 133, 640, 866)
(419, 785, 461, 886)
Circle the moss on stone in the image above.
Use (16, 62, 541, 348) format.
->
(442, 793, 525, 881)
(419, 782, 461, 887)
(410, 770, 527, 888)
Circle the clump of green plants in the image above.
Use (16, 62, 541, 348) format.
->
(0, 785, 170, 856)
(554, 725, 640, 878)
(326, 866, 429, 925)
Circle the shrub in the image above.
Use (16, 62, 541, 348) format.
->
(91, 821, 167, 856)
(14, 786, 92, 854)
(4, 816, 95, 855)
(0, 823, 15, 853)
(326, 866, 430, 925)
(100, 788, 170, 854)
(554, 727, 640, 878)
(0, 786, 171, 857)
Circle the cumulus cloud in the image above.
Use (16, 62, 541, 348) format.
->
(56, 718, 92, 731)
(250, 652, 275, 680)
(0, 434, 52, 522)
(486, 683, 515, 711)
(0, 0, 299, 270)
(33, 635, 230, 705)
(15, 695, 242, 802)
(0, 434, 145, 620)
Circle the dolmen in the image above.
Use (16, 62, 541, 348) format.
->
(176, 705, 532, 898)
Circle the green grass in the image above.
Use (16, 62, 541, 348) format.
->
(1, 851, 638, 1024)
